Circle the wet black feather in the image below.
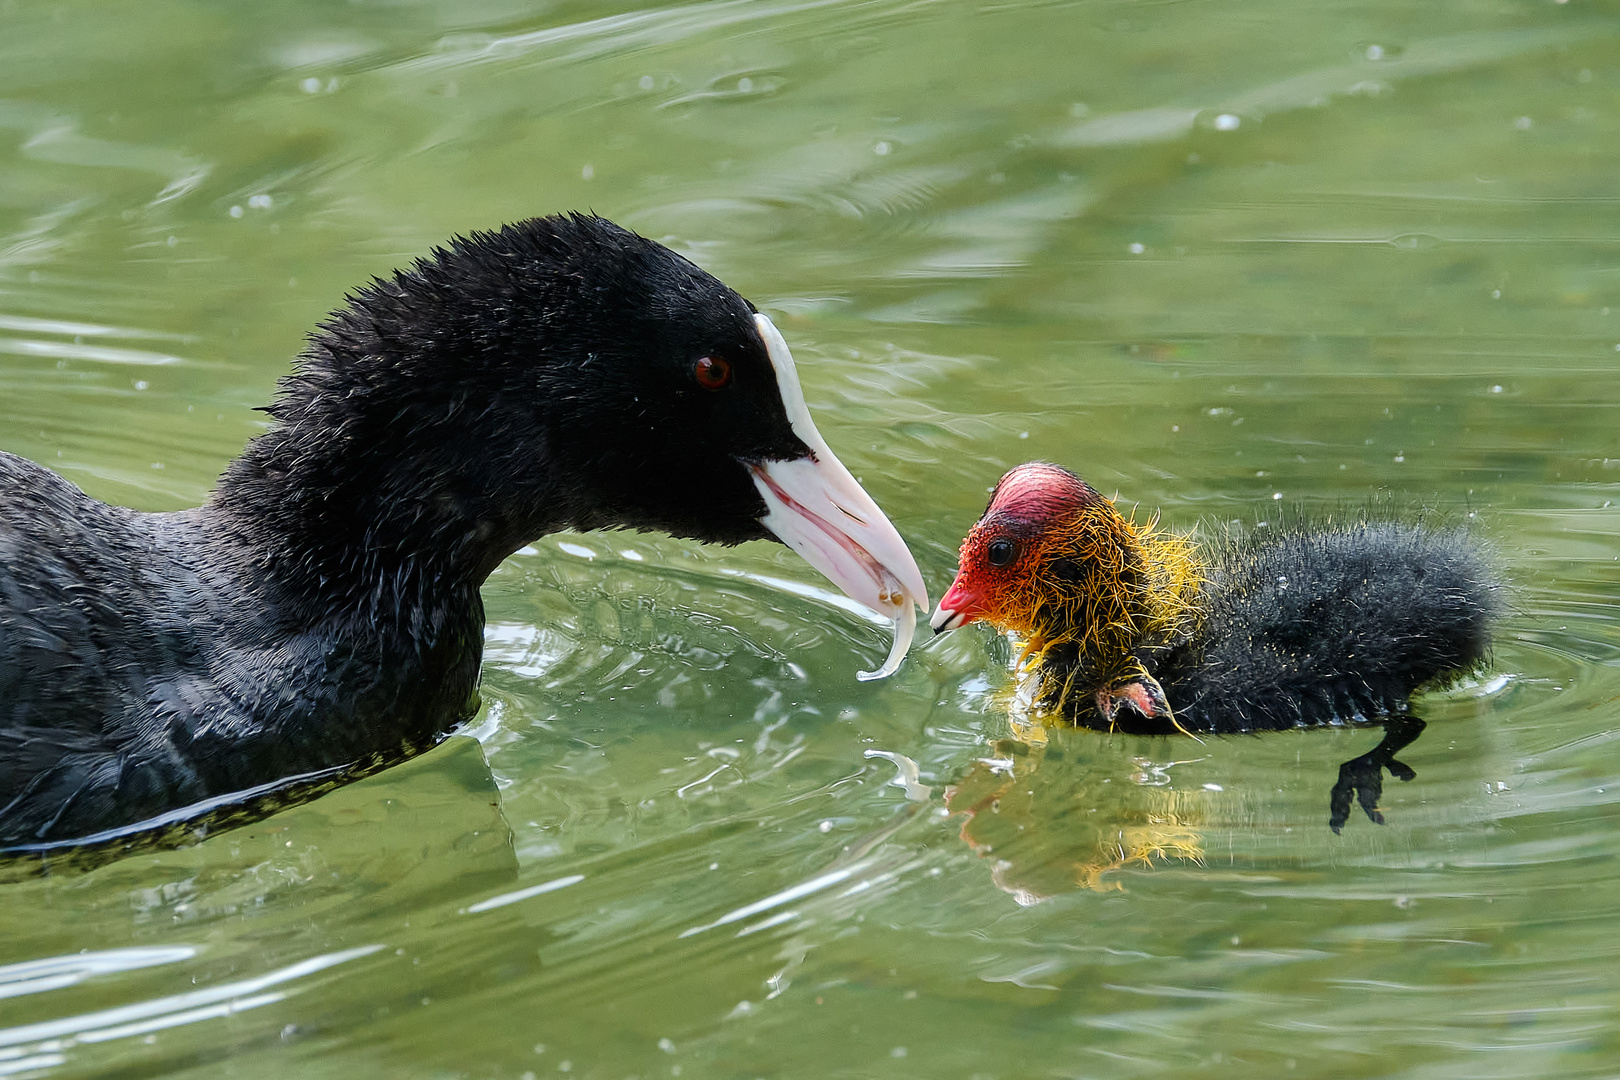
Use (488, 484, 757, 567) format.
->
(1046, 519, 1502, 734)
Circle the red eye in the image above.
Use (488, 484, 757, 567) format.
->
(694, 355, 731, 390)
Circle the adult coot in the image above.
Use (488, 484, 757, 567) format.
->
(0, 214, 928, 846)
(930, 463, 1500, 828)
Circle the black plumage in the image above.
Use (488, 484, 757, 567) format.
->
(0, 213, 923, 848)
(1041, 521, 1500, 734)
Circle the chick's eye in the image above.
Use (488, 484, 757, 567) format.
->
(694, 355, 731, 390)
(987, 538, 1016, 567)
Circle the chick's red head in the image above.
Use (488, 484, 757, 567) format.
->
(930, 463, 1107, 635)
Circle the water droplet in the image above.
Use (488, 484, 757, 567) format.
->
(1214, 113, 1241, 131)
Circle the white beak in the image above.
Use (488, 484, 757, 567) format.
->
(750, 314, 929, 680)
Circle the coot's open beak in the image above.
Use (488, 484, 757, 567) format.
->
(750, 315, 929, 679)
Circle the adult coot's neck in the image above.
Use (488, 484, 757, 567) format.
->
(205, 214, 803, 622)
(211, 258, 569, 616)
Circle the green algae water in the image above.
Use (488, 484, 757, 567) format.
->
(4, 1, 1620, 1076)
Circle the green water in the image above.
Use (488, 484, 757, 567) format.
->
(4, 0, 1620, 1076)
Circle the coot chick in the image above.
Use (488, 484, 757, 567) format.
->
(0, 214, 927, 847)
(930, 463, 1500, 826)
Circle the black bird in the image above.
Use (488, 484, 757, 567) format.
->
(0, 213, 927, 847)
(929, 462, 1500, 828)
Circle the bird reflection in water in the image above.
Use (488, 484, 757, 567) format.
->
(944, 711, 1434, 902)
(945, 722, 1210, 901)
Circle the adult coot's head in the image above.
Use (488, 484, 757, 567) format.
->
(219, 213, 926, 654)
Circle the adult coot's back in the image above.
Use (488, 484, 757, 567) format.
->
(0, 214, 927, 846)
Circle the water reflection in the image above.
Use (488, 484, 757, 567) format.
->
(0, 738, 515, 1074)
(946, 730, 1211, 902)
(945, 714, 1454, 901)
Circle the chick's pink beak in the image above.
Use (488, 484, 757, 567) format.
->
(930, 573, 987, 634)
